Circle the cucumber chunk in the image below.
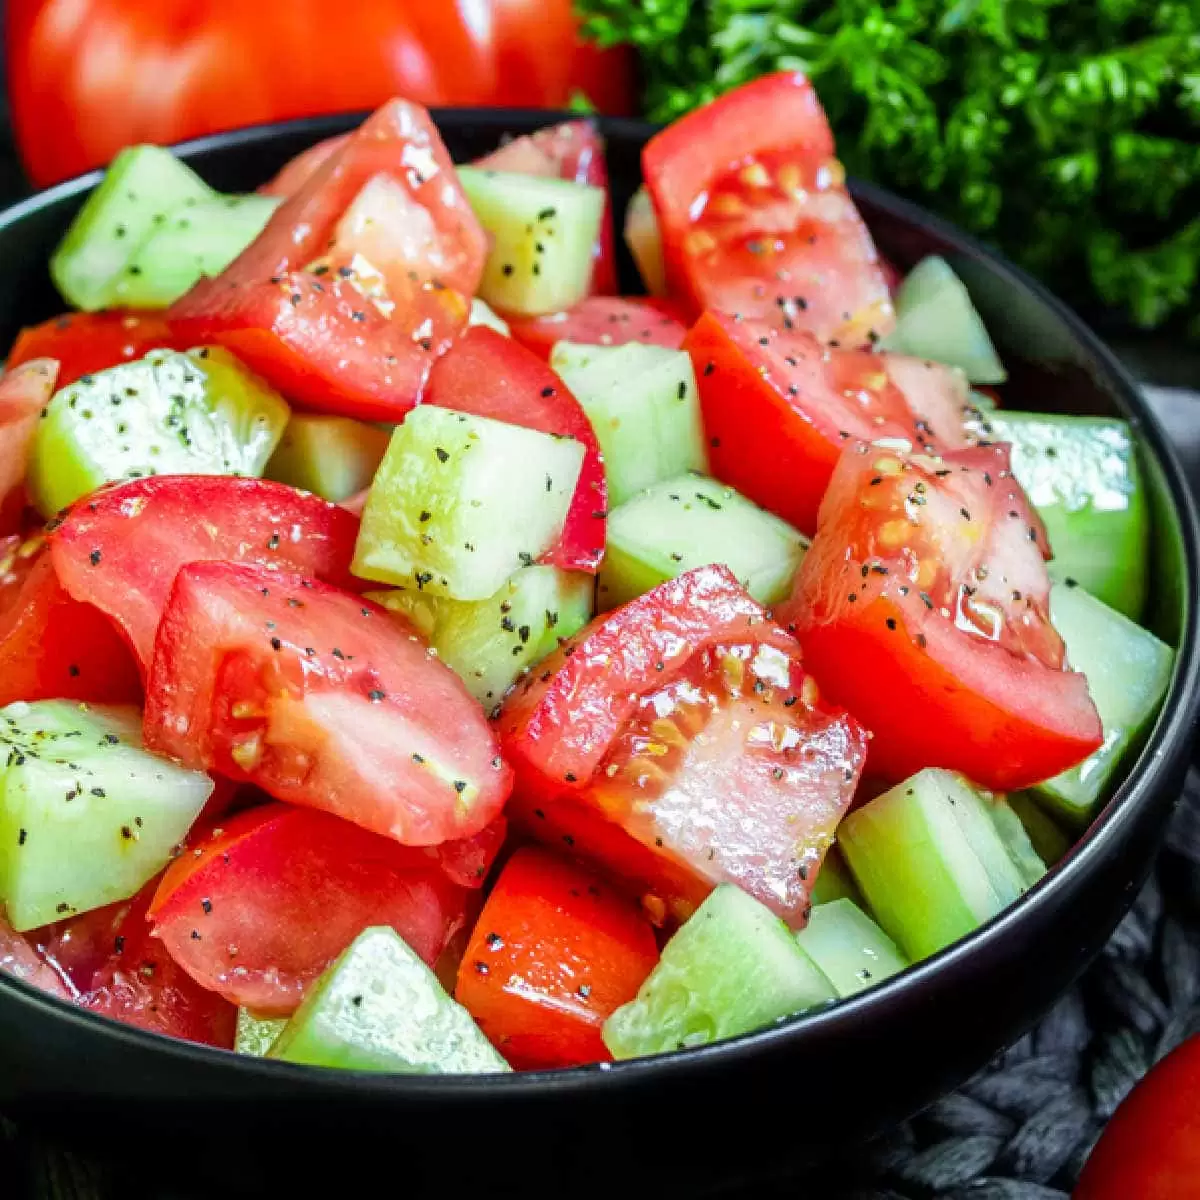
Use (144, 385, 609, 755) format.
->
(839, 769, 1044, 962)
(352, 406, 586, 600)
(469, 298, 511, 337)
(602, 885, 835, 1059)
(457, 168, 604, 316)
(51, 145, 216, 312)
(1034, 581, 1174, 827)
(980, 411, 1147, 619)
(809, 844, 864, 908)
(598, 474, 808, 610)
(880, 256, 1006, 384)
(28, 347, 290, 518)
(269, 926, 510, 1074)
(0, 701, 213, 932)
(794, 899, 908, 998)
(550, 342, 708, 507)
(987, 798, 1050, 888)
(266, 414, 391, 503)
(113, 194, 280, 309)
(624, 186, 667, 298)
(236, 1008, 288, 1057)
(1008, 792, 1072, 867)
(368, 565, 593, 709)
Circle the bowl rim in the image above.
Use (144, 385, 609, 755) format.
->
(3, 107, 1198, 1101)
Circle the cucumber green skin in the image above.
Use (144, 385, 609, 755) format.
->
(839, 770, 1033, 962)
(458, 168, 604, 316)
(983, 411, 1147, 619)
(551, 342, 709, 508)
(795, 899, 908, 998)
(597, 474, 808, 610)
(1008, 793, 1072, 867)
(266, 414, 391, 503)
(0, 701, 213, 932)
(112, 195, 279, 310)
(369, 565, 593, 710)
(809, 844, 865, 908)
(27, 347, 290, 518)
(351, 406, 586, 601)
(51, 145, 215, 312)
(235, 1009, 288, 1057)
(603, 885, 836, 1060)
(270, 927, 510, 1074)
(1034, 582, 1174, 827)
(986, 800, 1048, 889)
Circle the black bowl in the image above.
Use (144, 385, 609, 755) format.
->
(0, 110, 1197, 1197)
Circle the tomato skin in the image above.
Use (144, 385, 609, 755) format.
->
(643, 72, 893, 343)
(144, 562, 513, 846)
(8, 312, 180, 389)
(7, 0, 634, 187)
(1076, 1033, 1200, 1200)
(148, 805, 470, 1014)
(421, 326, 607, 573)
(50, 475, 363, 670)
(455, 847, 658, 1070)
(506, 297, 689, 362)
(260, 135, 347, 200)
(0, 359, 58, 514)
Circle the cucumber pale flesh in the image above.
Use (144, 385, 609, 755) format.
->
(266, 414, 391, 503)
(794, 899, 908, 998)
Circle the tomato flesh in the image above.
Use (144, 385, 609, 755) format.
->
(643, 72, 893, 343)
(506, 296, 688, 361)
(8, 312, 180, 389)
(259, 135, 347, 200)
(780, 441, 1103, 790)
(0, 912, 73, 1000)
(149, 805, 470, 1013)
(51, 475, 363, 670)
(0, 358, 58, 513)
(144, 562, 512, 846)
(455, 847, 657, 1069)
(421, 325, 607, 572)
(686, 310, 970, 533)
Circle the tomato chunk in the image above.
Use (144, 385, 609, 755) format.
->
(643, 72, 893, 344)
(33, 895, 139, 993)
(0, 912, 73, 1000)
(8, 312, 180, 389)
(421, 325, 607, 572)
(779, 441, 1103, 790)
(686, 310, 970, 534)
(455, 847, 658, 1069)
(148, 805, 470, 1014)
(259, 134, 348, 200)
(50, 475, 363, 670)
(144, 562, 512, 846)
(506, 296, 688, 362)
(170, 99, 487, 422)
(0, 359, 57, 513)
(499, 565, 867, 926)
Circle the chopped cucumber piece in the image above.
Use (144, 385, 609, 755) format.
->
(0, 701, 213, 932)
(112, 194, 279, 309)
(236, 1008, 288, 1057)
(795, 899, 908, 998)
(458, 168, 604, 316)
(28, 347, 290, 517)
(880, 256, 1006, 384)
(624, 186, 666, 298)
(598, 474, 807, 609)
(550, 342, 708, 507)
(980, 411, 1147, 619)
(352, 407, 585, 600)
(603, 885, 835, 1059)
(809, 844, 864, 908)
(1008, 792, 1072, 867)
(368, 565, 593, 709)
(1034, 581, 1174, 827)
(469, 298, 511, 337)
(269, 926, 510, 1074)
(266, 414, 391, 504)
(839, 769, 1043, 962)
(51, 145, 215, 312)
(987, 798, 1049, 889)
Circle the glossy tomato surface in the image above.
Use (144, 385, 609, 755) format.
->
(0, 358, 57, 513)
(506, 296, 688, 361)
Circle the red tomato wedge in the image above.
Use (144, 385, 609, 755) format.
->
(8, 312, 180, 389)
(506, 296, 688, 361)
(148, 805, 471, 1014)
(476, 120, 617, 295)
(144, 562, 513, 846)
(259, 134, 348, 200)
(499, 565, 867, 926)
(170, 98, 487, 423)
(50, 475, 363, 671)
(686, 310, 971, 534)
(779, 441, 1103, 790)
(455, 847, 658, 1069)
(421, 326, 607, 572)
(32, 894, 141, 993)
(0, 912, 73, 1000)
(80, 883, 236, 1047)
(0, 358, 57, 510)
(643, 72, 893, 344)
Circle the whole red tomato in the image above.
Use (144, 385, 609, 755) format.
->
(1075, 1032, 1200, 1198)
(6, 1, 634, 186)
